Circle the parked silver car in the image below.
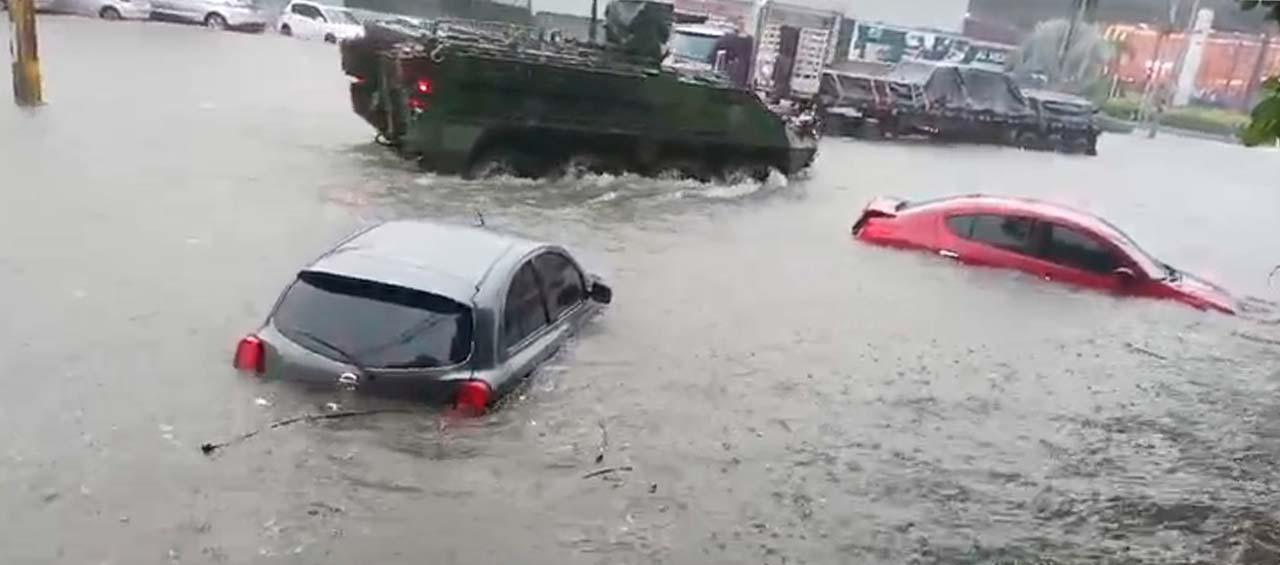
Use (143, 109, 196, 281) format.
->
(150, 0, 266, 31)
(2, 0, 143, 17)
(233, 220, 613, 413)
(61, 0, 151, 19)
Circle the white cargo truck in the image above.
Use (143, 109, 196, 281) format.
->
(751, 1, 842, 100)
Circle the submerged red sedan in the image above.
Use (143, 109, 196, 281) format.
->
(852, 195, 1236, 314)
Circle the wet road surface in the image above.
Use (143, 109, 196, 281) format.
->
(3, 16, 1280, 565)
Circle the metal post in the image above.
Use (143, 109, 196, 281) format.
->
(1137, 26, 1167, 126)
(1225, 38, 1246, 107)
(588, 0, 597, 43)
(8, 0, 44, 107)
(1242, 31, 1271, 111)
(1148, 0, 1200, 137)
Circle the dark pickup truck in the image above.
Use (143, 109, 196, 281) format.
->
(818, 61, 1099, 156)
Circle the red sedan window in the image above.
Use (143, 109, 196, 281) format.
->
(1038, 224, 1123, 274)
(949, 214, 1036, 254)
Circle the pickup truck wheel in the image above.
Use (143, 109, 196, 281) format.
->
(856, 121, 883, 141)
(324, 33, 337, 43)
(204, 12, 227, 30)
(99, 6, 121, 19)
(1059, 134, 1089, 155)
(1015, 130, 1043, 150)
(1073, 136, 1095, 155)
(280, 24, 292, 36)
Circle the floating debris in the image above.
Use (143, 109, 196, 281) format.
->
(583, 466, 633, 479)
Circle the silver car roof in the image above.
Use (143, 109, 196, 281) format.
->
(303, 220, 544, 304)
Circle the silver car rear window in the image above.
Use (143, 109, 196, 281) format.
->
(273, 272, 473, 369)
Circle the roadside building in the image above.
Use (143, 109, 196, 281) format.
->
(1107, 22, 1280, 109)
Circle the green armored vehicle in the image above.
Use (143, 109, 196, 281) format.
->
(340, 1, 819, 180)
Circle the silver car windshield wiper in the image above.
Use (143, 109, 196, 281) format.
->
(285, 327, 371, 380)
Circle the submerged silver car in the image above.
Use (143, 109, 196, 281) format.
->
(233, 220, 612, 413)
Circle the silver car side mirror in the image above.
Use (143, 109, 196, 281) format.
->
(588, 282, 613, 305)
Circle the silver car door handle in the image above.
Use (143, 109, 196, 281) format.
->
(938, 250, 959, 259)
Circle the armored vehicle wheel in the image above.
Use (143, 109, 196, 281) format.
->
(718, 163, 770, 184)
(465, 148, 532, 179)
(554, 154, 612, 179)
(654, 159, 711, 182)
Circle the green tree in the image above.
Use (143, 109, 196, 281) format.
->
(1241, 0, 1280, 145)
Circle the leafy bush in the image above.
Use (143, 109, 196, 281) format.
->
(1100, 97, 1141, 121)
(1241, 77, 1280, 146)
(1099, 97, 1249, 137)
(1161, 106, 1250, 136)
(1240, 1, 1280, 146)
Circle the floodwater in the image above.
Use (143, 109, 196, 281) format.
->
(3, 16, 1280, 565)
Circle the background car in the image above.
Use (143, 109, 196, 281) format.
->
(58, 0, 151, 20)
(277, 0, 363, 43)
(150, 0, 266, 31)
(232, 220, 613, 414)
(1, 0, 61, 12)
(851, 194, 1237, 313)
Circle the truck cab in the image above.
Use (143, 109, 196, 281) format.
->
(666, 23, 730, 73)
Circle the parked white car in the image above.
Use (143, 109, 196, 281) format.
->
(278, 0, 362, 43)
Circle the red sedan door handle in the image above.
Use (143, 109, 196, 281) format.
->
(938, 250, 959, 259)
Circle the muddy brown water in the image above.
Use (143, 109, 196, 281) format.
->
(3, 17, 1280, 565)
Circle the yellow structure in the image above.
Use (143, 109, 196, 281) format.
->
(9, 0, 44, 107)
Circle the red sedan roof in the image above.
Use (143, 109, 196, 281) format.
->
(909, 194, 1123, 239)
(904, 194, 1167, 278)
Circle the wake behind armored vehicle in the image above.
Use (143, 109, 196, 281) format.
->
(340, 1, 819, 180)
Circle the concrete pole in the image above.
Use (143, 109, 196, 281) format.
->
(1170, 4, 1208, 106)
(8, 0, 44, 106)
(1138, 0, 1178, 129)
(1137, 27, 1167, 126)
(1057, 0, 1086, 85)
(1146, 0, 1199, 138)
